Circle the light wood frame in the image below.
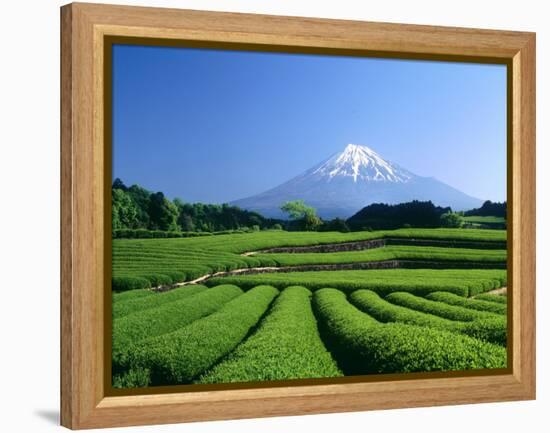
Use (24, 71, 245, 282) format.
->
(61, 2, 536, 429)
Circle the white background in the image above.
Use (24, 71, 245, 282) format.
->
(0, 0, 546, 431)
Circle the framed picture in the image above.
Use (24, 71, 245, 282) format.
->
(60, 3, 536, 429)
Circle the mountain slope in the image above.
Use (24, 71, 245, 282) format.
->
(231, 144, 483, 219)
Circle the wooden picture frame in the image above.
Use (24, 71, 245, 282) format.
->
(60, 2, 536, 429)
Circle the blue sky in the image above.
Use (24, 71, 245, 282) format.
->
(112, 44, 506, 203)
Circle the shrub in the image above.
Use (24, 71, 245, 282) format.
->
(459, 317, 507, 346)
(385, 292, 499, 322)
(198, 286, 342, 384)
(112, 284, 243, 368)
(113, 367, 150, 389)
(349, 289, 457, 332)
(161, 271, 186, 283)
(113, 285, 208, 319)
(122, 285, 279, 386)
(113, 229, 506, 290)
(112, 276, 151, 292)
(112, 289, 154, 303)
(426, 292, 507, 315)
(208, 269, 506, 298)
(256, 246, 506, 268)
(350, 289, 506, 346)
(475, 293, 507, 304)
(313, 288, 506, 375)
(440, 212, 464, 228)
(137, 273, 173, 287)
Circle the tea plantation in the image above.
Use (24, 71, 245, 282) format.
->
(111, 228, 508, 388)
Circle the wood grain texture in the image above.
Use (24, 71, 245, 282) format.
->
(60, 2, 536, 429)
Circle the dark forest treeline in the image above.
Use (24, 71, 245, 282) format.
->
(347, 201, 452, 230)
(112, 179, 281, 235)
(464, 200, 507, 218)
(347, 200, 506, 230)
(112, 179, 506, 237)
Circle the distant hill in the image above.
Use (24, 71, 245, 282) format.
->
(464, 200, 506, 218)
(231, 144, 483, 219)
(346, 200, 451, 230)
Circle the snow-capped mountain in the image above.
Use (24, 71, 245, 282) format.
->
(231, 144, 483, 219)
(312, 144, 413, 183)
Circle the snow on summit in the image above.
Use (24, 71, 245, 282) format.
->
(312, 144, 413, 183)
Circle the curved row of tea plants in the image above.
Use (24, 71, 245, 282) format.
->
(118, 285, 279, 386)
(112, 228, 506, 291)
(385, 292, 501, 322)
(475, 293, 508, 304)
(349, 290, 506, 346)
(426, 291, 507, 315)
(208, 269, 507, 298)
(252, 246, 506, 267)
(198, 286, 343, 384)
(111, 283, 507, 388)
(313, 288, 506, 375)
(112, 285, 208, 319)
(112, 284, 243, 367)
(112, 288, 154, 303)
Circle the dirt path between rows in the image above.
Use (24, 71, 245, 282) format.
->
(482, 286, 507, 296)
(151, 237, 507, 292)
(153, 260, 506, 292)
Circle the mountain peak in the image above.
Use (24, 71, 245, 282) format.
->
(343, 143, 376, 153)
(312, 143, 413, 183)
(230, 141, 483, 218)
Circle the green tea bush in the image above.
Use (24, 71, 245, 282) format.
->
(350, 289, 506, 346)
(112, 229, 506, 287)
(113, 229, 217, 239)
(313, 288, 506, 375)
(349, 289, 457, 331)
(123, 285, 279, 386)
(112, 285, 208, 319)
(161, 271, 186, 283)
(112, 276, 151, 292)
(136, 273, 173, 287)
(209, 269, 506, 298)
(385, 292, 499, 322)
(459, 317, 507, 346)
(112, 289, 154, 303)
(112, 284, 243, 367)
(198, 286, 342, 384)
(112, 367, 150, 389)
(256, 246, 506, 268)
(426, 292, 507, 315)
(475, 293, 508, 304)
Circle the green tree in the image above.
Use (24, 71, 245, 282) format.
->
(440, 211, 464, 228)
(127, 184, 152, 228)
(320, 218, 350, 232)
(112, 188, 139, 230)
(148, 192, 179, 231)
(112, 178, 128, 191)
(180, 214, 195, 232)
(281, 200, 316, 219)
(281, 200, 321, 231)
(303, 213, 322, 231)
